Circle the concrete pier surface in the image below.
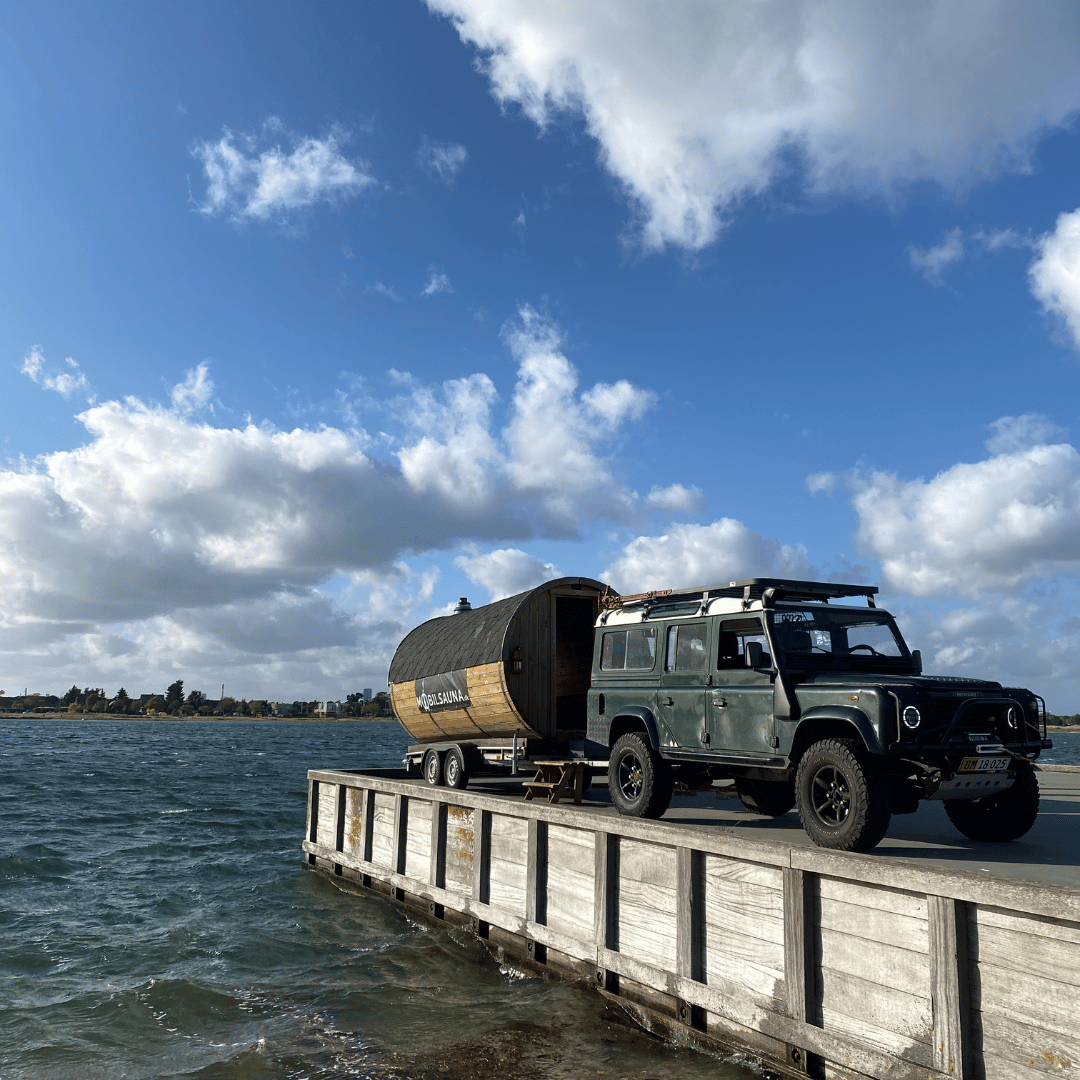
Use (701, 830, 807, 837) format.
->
(449, 766, 1080, 890)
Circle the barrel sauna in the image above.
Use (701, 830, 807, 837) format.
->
(389, 577, 609, 745)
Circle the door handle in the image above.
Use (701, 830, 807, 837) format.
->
(711, 693, 726, 706)
(661, 697, 674, 706)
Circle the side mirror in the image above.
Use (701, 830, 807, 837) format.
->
(745, 641, 764, 668)
(912, 649, 923, 674)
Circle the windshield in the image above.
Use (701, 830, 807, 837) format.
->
(768, 607, 910, 664)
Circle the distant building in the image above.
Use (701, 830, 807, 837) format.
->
(363, 688, 373, 702)
(314, 701, 341, 717)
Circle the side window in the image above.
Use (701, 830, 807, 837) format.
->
(600, 627, 657, 671)
(716, 618, 770, 669)
(665, 622, 708, 672)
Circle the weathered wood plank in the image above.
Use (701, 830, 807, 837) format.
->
(974, 903, 1080, 945)
(404, 796, 431, 881)
(443, 803, 475, 897)
(971, 916, 1080, 986)
(316, 781, 338, 850)
(928, 894, 968, 1078)
(619, 837, 677, 890)
(818, 876, 929, 921)
(428, 799, 445, 888)
(784, 866, 808, 1024)
(972, 1007, 1080, 1078)
(816, 967, 932, 1046)
(473, 808, 492, 903)
(393, 793, 408, 875)
(819, 926, 930, 998)
(546, 862, 595, 939)
(343, 786, 364, 859)
(819, 895, 929, 953)
(369, 792, 396, 870)
(974, 960, 1080, 1042)
(526, 818, 544, 925)
(546, 824, 596, 875)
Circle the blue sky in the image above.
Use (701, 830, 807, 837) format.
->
(5, 1, 1080, 708)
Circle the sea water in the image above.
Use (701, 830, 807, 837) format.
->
(1, 719, 754, 1080)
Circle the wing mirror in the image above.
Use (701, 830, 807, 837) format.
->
(912, 649, 923, 674)
(745, 641, 764, 668)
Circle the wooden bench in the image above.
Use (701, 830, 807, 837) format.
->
(522, 759, 588, 805)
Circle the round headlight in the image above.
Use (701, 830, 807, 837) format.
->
(902, 705, 921, 730)
(1006, 706, 1018, 729)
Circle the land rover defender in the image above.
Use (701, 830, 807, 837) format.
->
(588, 578, 1051, 851)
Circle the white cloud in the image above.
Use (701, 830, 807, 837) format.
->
(1, 311, 659, 695)
(417, 139, 469, 183)
(422, 268, 454, 295)
(985, 413, 1067, 455)
(1030, 206, 1080, 351)
(171, 362, 214, 414)
(21, 346, 91, 399)
(369, 282, 404, 302)
(603, 519, 813, 594)
(454, 546, 561, 601)
(193, 119, 373, 222)
(429, 0, 1080, 250)
(908, 228, 965, 286)
(806, 471, 837, 495)
(644, 483, 704, 515)
(851, 429, 1080, 597)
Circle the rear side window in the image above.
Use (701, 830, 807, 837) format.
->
(716, 618, 769, 669)
(665, 622, 708, 672)
(600, 627, 657, 671)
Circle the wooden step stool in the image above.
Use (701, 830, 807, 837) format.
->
(523, 760, 588, 805)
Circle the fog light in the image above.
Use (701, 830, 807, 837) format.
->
(902, 706, 921, 730)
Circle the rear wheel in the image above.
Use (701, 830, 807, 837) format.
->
(795, 738, 892, 852)
(444, 745, 470, 790)
(608, 733, 672, 819)
(423, 749, 443, 787)
(734, 778, 795, 817)
(944, 759, 1039, 841)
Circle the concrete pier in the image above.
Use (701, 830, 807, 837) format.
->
(303, 767, 1080, 1080)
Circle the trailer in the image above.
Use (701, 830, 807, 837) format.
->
(389, 577, 609, 787)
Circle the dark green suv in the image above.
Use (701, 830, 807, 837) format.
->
(587, 579, 1051, 851)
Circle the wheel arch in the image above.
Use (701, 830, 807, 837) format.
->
(789, 706, 885, 764)
(606, 708, 661, 751)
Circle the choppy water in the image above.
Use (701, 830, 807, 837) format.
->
(1, 719, 754, 1080)
(1041, 728, 1080, 765)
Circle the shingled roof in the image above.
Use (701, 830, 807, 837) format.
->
(388, 590, 528, 684)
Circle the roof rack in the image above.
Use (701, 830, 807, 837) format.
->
(601, 578, 878, 614)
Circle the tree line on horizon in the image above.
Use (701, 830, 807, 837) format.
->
(0, 680, 392, 718)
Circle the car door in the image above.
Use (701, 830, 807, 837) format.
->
(708, 616, 777, 754)
(657, 620, 711, 749)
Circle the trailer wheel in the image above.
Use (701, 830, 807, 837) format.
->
(423, 749, 443, 787)
(795, 738, 892, 852)
(444, 745, 470, 790)
(608, 733, 672, 819)
(944, 759, 1039, 842)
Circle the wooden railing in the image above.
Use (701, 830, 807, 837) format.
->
(303, 769, 1080, 1080)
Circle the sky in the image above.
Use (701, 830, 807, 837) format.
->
(5, 1, 1080, 708)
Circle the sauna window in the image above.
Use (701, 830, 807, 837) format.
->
(600, 627, 657, 671)
(665, 622, 708, 672)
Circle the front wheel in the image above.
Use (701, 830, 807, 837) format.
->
(734, 778, 795, 817)
(608, 733, 672, 819)
(795, 738, 892, 852)
(944, 759, 1039, 841)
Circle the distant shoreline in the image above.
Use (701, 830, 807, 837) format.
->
(0, 713, 396, 723)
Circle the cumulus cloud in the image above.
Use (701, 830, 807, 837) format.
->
(851, 424, 1080, 596)
(985, 413, 1067, 455)
(603, 519, 813, 594)
(428, 0, 1080, 250)
(21, 346, 91, 399)
(1, 314, 659, 694)
(644, 483, 704, 515)
(1030, 206, 1080, 351)
(193, 118, 373, 222)
(422, 268, 453, 295)
(418, 139, 469, 183)
(455, 546, 562, 601)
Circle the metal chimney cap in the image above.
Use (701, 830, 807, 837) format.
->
(453, 597, 472, 614)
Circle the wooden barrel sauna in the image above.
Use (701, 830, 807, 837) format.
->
(389, 577, 609, 744)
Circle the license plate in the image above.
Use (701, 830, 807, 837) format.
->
(959, 756, 1009, 773)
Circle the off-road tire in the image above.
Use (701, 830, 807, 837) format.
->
(734, 778, 796, 817)
(944, 759, 1039, 842)
(423, 749, 443, 787)
(795, 738, 892, 852)
(444, 745, 470, 790)
(608, 733, 673, 819)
